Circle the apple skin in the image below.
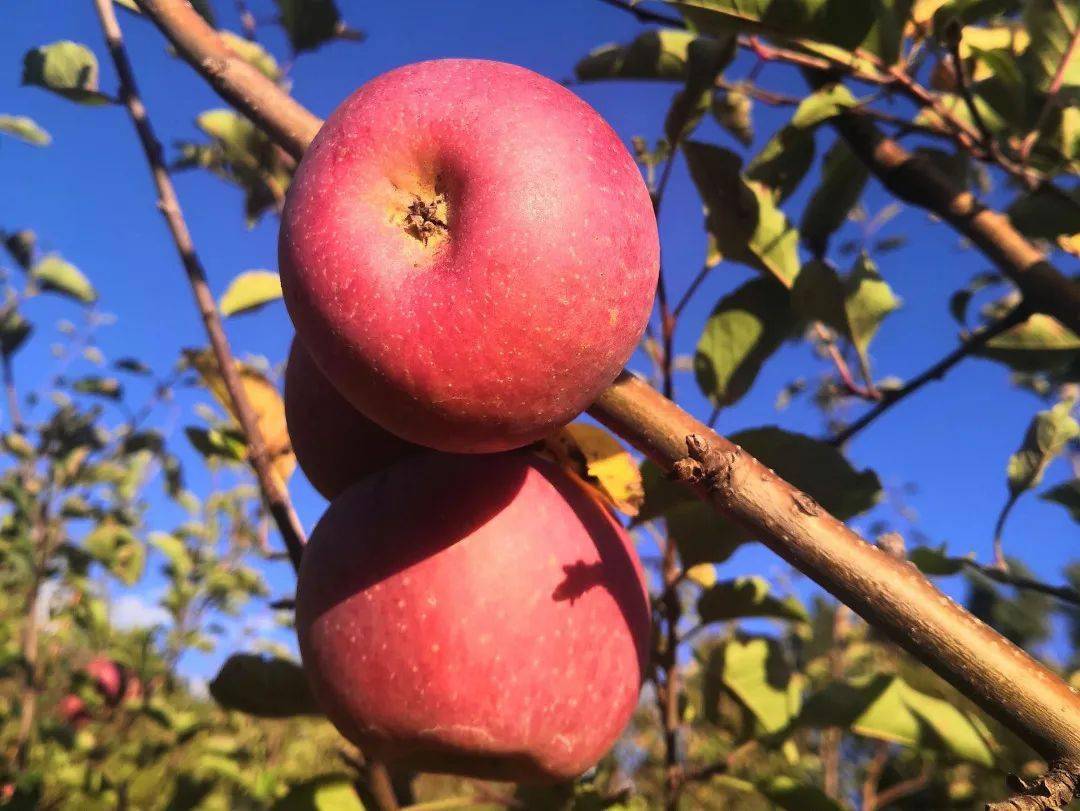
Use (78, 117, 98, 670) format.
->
(284, 338, 418, 500)
(295, 451, 651, 782)
(58, 694, 90, 728)
(84, 657, 123, 704)
(279, 59, 659, 453)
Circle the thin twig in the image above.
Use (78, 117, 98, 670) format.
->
(871, 759, 932, 809)
(815, 324, 879, 401)
(831, 307, 1028, 445)
(93, 0, 306, 572)
(962, 558, 1080, 608)
(861, 741, 891, 811)
(672, 262, 712, 319)
(945, 23, 995, 149)
(233, 0, 257, 41)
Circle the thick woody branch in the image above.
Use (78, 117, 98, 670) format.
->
(820, 109, 1080, 336)
(94, 0, 306, 568)
(589, 374, 1080, 763)
(135, 0, 320, 160)
(137, 0, 1080, 767)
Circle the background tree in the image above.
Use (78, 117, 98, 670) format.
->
(1, 0, 1078, 808)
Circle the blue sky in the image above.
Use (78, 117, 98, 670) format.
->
(3, 0, 1077, 677)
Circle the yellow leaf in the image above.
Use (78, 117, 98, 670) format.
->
(540, 422, 644, 517)
(1057, 233, 1080, 257)
(685, 563, 718, 587)
(183, 349, 295, 484)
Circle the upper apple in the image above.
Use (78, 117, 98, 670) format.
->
(279, 59, 659, 453)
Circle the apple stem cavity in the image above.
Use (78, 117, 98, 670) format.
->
(403, 192, 449, 247)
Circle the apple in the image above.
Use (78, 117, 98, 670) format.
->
(84, 657, 123, 704)
(279, 59, 659, 453)
(58, 694, 90, 728)
(284, 338, 418, 499)
(296, 451, 651, 782)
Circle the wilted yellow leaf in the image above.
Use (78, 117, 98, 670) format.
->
(184, 348, 295, 484)
(685, 563, 718, 587)
(540, 422, 644, 517)
(1057, 233, 1080, 257)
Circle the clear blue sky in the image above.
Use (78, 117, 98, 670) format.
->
(3, 0, 1077, 677)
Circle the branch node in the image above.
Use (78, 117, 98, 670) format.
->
(792, 491, 821, 517)
(671, 457, 704, 484)
(987, 759, 1080, 810)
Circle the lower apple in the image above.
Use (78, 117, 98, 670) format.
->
(296, 451, 650, 782)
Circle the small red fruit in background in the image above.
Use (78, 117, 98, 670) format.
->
(296, 452, 650, 782)
(279, 59, 659, 454)
(84, 656, 123, 705)
(58, 694, 90, 728)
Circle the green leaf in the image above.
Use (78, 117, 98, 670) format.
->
(791, 84, 858, 128)
(745, 125, 815, 204)
(1006, 186, 1080, 246)
(697, 576, 808, 624)
(791, 258, 850, 334)
(844, 253, 900, 366)
(1042, 479, 1080, 523)
(668, 501, 750, 567)
(114, 357, 152, 375)
(949, 271, 1002, 326)
(711, 86, 754, 145)
(800, 140, 869, 256)
(3, 230, 36, 270)
(901, 681, 996, 766)
(713, 636, 801, 733)
(271, 776, 365, 811)
(1006, 401, 1079, 496)
(670, 0, 909, 64)
(150, 531, 194, 578)
(640, 427, 880, 564)
(0, 310, 33, 358)
(759, 777, 845, 811)
(219, 270, 283, 317)
(664, 37, 736, 144)
(0, 115, 51, 146)
(275, 0, 344, 53)
(2, 432, 34, 460)
(31, 254, 97, 304)
(978, 312, 1080, 372)
(175, 109, 293, 226)
(576, 29, 698, 81)
(72, 376, 122, 400)
(743, 85, 854, 203)
(84, 522, 145, 586)
(694, 276, 795, 408)
(732, 427, 882, 519)
(185, 426, 247, 465)
(21, 41, 111, 105)
(798, 675, 994, 764)
(638, 459, 692, 523)
(683, 141, 800, 287)
(219, 32, 281, 81)
(210, 653, 321, 717)
(909, 544, 965, 576)
(1023, 0, 1079, 93)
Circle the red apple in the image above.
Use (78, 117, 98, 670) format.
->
(285, 338, 418, 499)
(84, 656, 123, 704)
(296, 451, 650, 782)
(279, 59, 659, 453)
(58, 694, 90, 728)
